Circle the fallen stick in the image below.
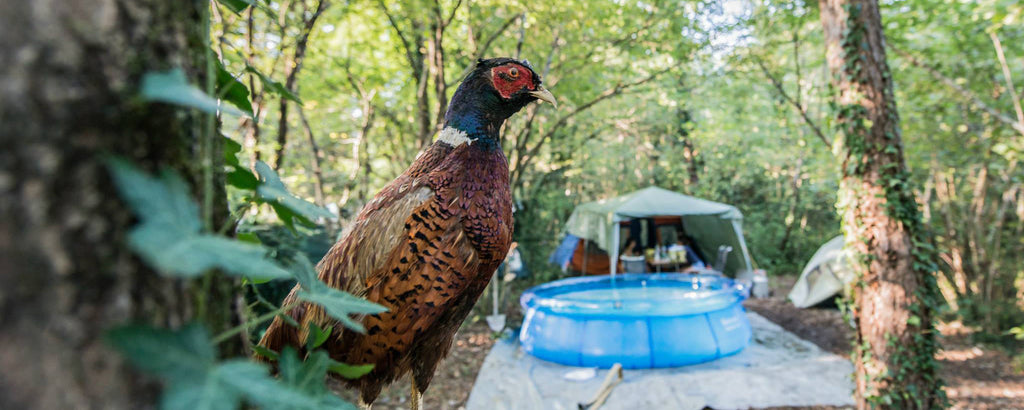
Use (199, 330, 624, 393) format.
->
(578, 363, 623, 410)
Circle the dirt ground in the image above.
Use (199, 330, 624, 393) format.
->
(337, 276, 1024, 410)
(335, 320, 498, 410)
(745, 276, 1024, 410)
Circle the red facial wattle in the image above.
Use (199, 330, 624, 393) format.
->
(490, 64, 535, 99)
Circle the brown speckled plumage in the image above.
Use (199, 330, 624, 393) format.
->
(257, 58, 551, 406)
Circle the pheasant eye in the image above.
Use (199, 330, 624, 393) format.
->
(508, 67, 519, 78)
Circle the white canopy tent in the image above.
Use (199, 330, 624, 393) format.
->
(563, 186, 755, 277)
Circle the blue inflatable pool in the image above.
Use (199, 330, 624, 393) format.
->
(518, 273, 752, 369)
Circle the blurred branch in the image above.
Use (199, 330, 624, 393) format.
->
(989, 31, 1024, 126)
(450, 13, 522, 86)
(376, 0, 417, 71)
(514, 13, 526, 60)
(893, 45, 1024, 138)
(512, 67, 672, 187)
(753, 56, 832, 149)
(297, 103, 325, 207)
(443, 0, 462, 28)
(273, 0, 329, 171)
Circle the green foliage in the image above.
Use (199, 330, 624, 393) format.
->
(107, 158, 290, 280)
(108, 324, 346, 410)
(215, 59, 254, 116)
(217, 0, 254, 15)
(254, 161, 335, 229)
(141, 69, 245, 117)
(290, 254, 388, 333)
(245, 67, 302, 103)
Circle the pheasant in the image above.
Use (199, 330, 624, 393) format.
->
(257, 58, 555, 409)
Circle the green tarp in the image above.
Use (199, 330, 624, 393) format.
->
(563, 186, 754, 276)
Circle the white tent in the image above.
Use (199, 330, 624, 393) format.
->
(563, 186, 754, 277)
(788, 236, 855, 308)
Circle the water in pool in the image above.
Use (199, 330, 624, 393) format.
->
(547, 279, 739, 316)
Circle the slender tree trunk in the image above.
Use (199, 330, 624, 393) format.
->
(244, 6, 263, 167)
(676, 108, 701, 186)
(819, 0, 944, 408)
(0, 0, 236, 408)
(298, 105, 326, 207)
(273, 0, 327, 172)
(779, 155, 804, 253)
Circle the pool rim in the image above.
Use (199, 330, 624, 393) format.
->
(519, 273, 750, 317)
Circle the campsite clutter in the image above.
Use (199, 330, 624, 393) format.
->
(550, 186, 756, 280)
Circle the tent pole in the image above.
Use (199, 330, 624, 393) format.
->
(732, 220, 754, 274)
(610, 217, 620, 278)
(582, 239, 588, 275)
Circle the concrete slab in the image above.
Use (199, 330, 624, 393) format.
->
(466, 312, 854, 410)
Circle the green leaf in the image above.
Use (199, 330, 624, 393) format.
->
(223, 136, 244, 168)
(161, 377, 239, 410)
(227, 167, 260, 191)
(327, 360, 375, 380)
(271, 202, 311, 231)
(141, 69, 244, 117)
(217, 360, 323, 410)
(274, 349, 358, 410)
(254, 161, 335, 223)
(251, 345, 280, 361)
(306, 322, 331, 350)
(106, 324, 215, 382)
(279, 348, 328, 395)
(214, 58, 254, 116)
(107, 158, 290, 280)
(289, 254, 387, 333)
(128, 229, 291, 280)
(107, 158, 201, 235)
(223, 136, 260, 190)
(246, 67, 302, 103)
(217, 0, 254, 14)
(297, 290, 387, 333)
(236, 232, 262, 244)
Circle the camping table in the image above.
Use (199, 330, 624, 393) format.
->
(646, 257, 680, 273)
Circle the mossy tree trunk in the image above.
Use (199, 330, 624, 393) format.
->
(0, 1, 239, 408)
(819, 0, 944, 408)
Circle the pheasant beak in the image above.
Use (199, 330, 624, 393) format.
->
(529, 87, 557, 108)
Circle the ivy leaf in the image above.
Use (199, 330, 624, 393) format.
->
(160, 377, 239, 410)
(217, 0, 254, 14)
(223, 136, 260, 191)
(216, 74, 253, 116)
(141, 69, 244, 117)
(106, 323, 215, 382)
(246, 66, 302, 103)
(275, 348, 358, 409)
(236, 232, 262, 244)
(327, 360, 375, 380)
(227, 167, 260, 191)
(107, 158, 202, 234)
(107, 158, 290, 280)
(297, 290, 387, 333)
(306, 323, 331, 350)
(214, 59, 253, 116)
(217, 360, 324, 410)
(290, 254, 387, 333)
(128, 228, 291, 280)
(278, 348, 328, 395)
(254, 161, 335, 225)
(223, 136, 244, 168)
(252, 345, 280, 361)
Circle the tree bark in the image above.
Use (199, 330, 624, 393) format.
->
(819, 0, 944, 408)
(0, 1, 234, 408)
